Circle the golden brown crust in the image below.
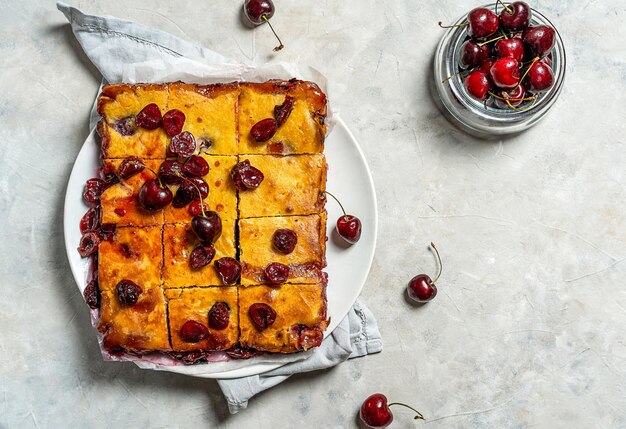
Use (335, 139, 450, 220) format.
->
(239, 283, 328, 353)
(239, 213, 327, 286)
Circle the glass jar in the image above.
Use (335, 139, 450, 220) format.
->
(432, 5, 566, 137)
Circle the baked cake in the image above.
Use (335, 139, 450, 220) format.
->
(78, 80, 329, 360)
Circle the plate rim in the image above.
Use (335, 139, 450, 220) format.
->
(63, 116, 378, 379)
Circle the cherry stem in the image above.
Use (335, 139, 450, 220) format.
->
(262, 15, 284, 52)
(517, 56, 540, 87)
(478, 35, 505, 46)
(488, 91, 537, 102)
(175, 172, 206, 217)
(430, 242, 442, 284)
(441, 70, 464, 84)
(388, 403, 425, 420)
(324, 191, 347, 219)
(497, 0, 514, 14)
(438, 21, 468, 29)
(141, 163, 165, 187)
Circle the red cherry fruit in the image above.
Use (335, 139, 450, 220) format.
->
(138, 179, 173, 211)
(214, 257, 242, 285)
(189, 244, 216, 269)
(250, 118, 278, 142)
(359, 394, 424, 429)
(231, 160, 264, 191)
(243, 0, 274, 25)
(80, 207, 100, 234)
(499, 1, 531, 31)
(273, 229, 298, 254)
(169, 131, 196, 158)
(208, 302, 231, 330)
(182, 155, 209, 177)
(463, 70, 491, 101)
(180, 320, 209, 343)
(479, 58, 495, 74)
(274, 96, 295, 125)
(494, 84, 526, 109)
(188, 200, 209, 217)
(77, 232, 100, 257)
(173, 177, 209, 208)
(407, 242, 442, 304)
(158, 160, 185, 185)
(83, 178, 104, 207)
(489, 57, 520, 89)
(248, 303, 277, 330)
(494, 37, 525, 62)
(337, 215, 362, 244)
(459, 40, 489, 69)
(522, 25, 556, 58)
(467, 7, 498, 40)
(264, 262, 290, 284)
(117, 156, 145, 180)
(135, 103, 162, 130)
(83, 279, 100, 309)
(191, 212, 222, 244)
(162, 109, 185, 136)
(524, 61, 554, 93)
(116, 280, 142, 305)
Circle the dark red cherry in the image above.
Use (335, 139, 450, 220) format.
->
(226, 346, 261, 359)
(463, 70, 491, 101)
(80, 207, 100, 234)
(180, 320, 209, 343)
(244, 0, 274, 25)
(359, 394, 424, 429)
(182, 155, 209, 177)
(250, 118, 277, 142)
(138, 179, 173, 211)
(248, 303, 276, 330)
(118, 156, 145, 180)
(231, 160, 264, 191)
(524, 61, 554, 93)
(467, 7, 498, 40)
(273, 229, 298, 254)
(188, 200, 209, 217)
(264, 262, 290, 284)
(459, 40, 489, 69)
(191, 211, 222, 244)
(499, 1, 531, 31)
(158, 160, 184, 185)
(83, 279, 100, 309)
(98, 223, 117, 241)
(189, 244, 216, 269)
(337, 215, 362, 244)
(407, 242, 442, 304)
(214, 257, 242, 285)
(162, 109, 185, 136)
(173, 177, 209, 208)
(208, 302, 230, 330)
(77, 232, 100, 257)
(494, 84, 526, 109)
(291, 324, 324, 350)
(274, 96, 295, 125)
(169, 131, 196, 158)
(489, 57, 520, 89)
(115, 280, 142, 305)
(522, 25, 556, 58)
(112, 117, 136, 136)
(135, 103, 162, 130)
(100, 163, 120, 188)
(494, 37, 525, 62)
(479, 58, 495, 74)
(83, 178, 104, 207)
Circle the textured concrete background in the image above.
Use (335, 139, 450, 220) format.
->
(1, 0, 625, 427)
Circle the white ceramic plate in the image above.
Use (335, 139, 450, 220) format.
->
(63, 117, 377, 379)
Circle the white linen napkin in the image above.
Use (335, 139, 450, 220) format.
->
(57, 1, 383, 414)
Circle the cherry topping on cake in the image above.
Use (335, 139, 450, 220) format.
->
(162, 109, 186, 136)
(80, 207, 100, 234)
(158, 160, 185, 185)
(115, 280, 142, 305)
(250, 118, 278, 142)
(274, 95, 295, 125)
(264, 262, 290, 284)
(489, 57, 521, 89)
(467, 7, 499, 40)
(522, 25, 555, 58)
(248, 303, 277, 330)
(215, 257, 242, 285)
(523, 61, 554, 93)
(98, 223, 117, 241)
(189, 244, 216, 269)
(180, 320, 209, 343)
(138, 178, 173, 211)
(169, 131, 196, 158)
(117, 156, 145, 180)
(135, 103, 162, 130)
(191, 211, 222, 244)
(499, 1, 531, 31)
(231, 160, 264, 191)
(83, 178, 104, 207)
(182, 155, 209, 177)
(208, 302, 231, 330)
(188, 200, 209, 217)
(359, 393, 424, 428)
(112, 117, 136, 136)
(291, 324, 324, 350)
(77, 232, 100, 257)
(100, 163, 120, 187)
(173, 177, 209, 208)
(273, 229, 297, 254)
(83, 279, 100, 309)
(407, 242, 443, 304)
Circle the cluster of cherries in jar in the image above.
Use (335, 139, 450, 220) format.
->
(441, 1, 556, 110)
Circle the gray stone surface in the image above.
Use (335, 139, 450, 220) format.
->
(1, 0, 625, 427)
